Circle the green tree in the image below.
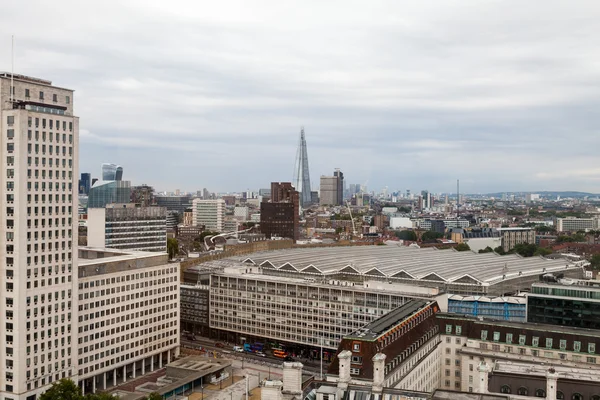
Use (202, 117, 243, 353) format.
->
(167, 238, 179, 260)
(455, 243, 471, 252)
(395, 230, 417, 241)
(494, 246, 505, 255)
(534, 247, 553, 257)
(478, 246, 494, 253)
(590, 254, 600, 271)
(39, 379, 82, 400)
(421, 231, 444, 241)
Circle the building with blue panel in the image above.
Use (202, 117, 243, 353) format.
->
(448, 294, 527, 322)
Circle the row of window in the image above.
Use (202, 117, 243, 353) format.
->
(500, 385, 600, 400)
(6, 89, 71, 104)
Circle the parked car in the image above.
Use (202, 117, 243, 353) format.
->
(233, 346, 244, 352)
(215, 342, 225, 348)
(256, 352, 266, 357)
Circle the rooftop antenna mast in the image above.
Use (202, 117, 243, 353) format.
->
(10, 35, 14, 102)
(457, 179, 459, 220)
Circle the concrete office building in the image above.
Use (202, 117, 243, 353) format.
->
(556, 217, 599, 232)
(205, 265, 445, 357)
(87, 204, 167, 252)
(76, 248, 180, 394)
(497, 227, 535, 252)
(320, 169, 344, 206)
(0, 72, 79, 399)
(192, 199, 225, 232)
(233, 206, 249, 221)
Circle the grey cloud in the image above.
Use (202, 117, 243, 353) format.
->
(2, 0, 600, 193)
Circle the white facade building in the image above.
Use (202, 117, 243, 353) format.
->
(76, 248, 180, 394)
(233, 206, 249, 221)
(192, 199, 225, 232)
(87, 204, 167, 252)
(556, 217, 599, 232)
(0, 72, 79, 399)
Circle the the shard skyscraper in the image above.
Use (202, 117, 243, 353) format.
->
(293, 127, 312, 206)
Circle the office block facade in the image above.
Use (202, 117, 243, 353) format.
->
(260, 182, 299, 241)
(87, 205, 167, 252)
(527, 281, 600, 329)
(320, 169, 344, 206)
(192, 199, 225, 232)
(0, 72, 79, 399)
(498, 228, 535, 252)
(76, 248, 180, 394)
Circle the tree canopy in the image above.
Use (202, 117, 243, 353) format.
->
(39, 379, 122, 400)
(421, 231, 444, 241)
(478, 246, 494, 253)
(167, 238, 178, 259)
(455, 243, 471, 252)
(395, 230, 417, 241)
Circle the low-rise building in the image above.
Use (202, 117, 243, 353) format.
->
(556, 217, 599, 232)
(498, 227, 535, 252)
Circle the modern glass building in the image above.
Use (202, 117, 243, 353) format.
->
(527, 281, 600, 329)
(79, 172, 91, 195)
(101, 163, 123, 181)
(448, 294, 527, 322)
(87, 180, 132, 208)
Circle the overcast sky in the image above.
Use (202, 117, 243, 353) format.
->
(2, 1, 600, 194)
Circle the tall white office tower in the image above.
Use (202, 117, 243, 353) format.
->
(0, 72, 79, 399)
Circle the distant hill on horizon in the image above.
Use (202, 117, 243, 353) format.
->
(482, 191, 599, 198)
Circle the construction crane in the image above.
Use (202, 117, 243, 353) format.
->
(346, 201, 358, 238)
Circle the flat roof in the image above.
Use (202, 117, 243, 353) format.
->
(213, 245, 582, 286)
(345, 300, 431, 341)
(77, 247, 172, 278)
(493, 361, 600, 382)
(437, 313, 600, 338)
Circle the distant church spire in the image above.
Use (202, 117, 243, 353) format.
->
(293, 127, 312, 206)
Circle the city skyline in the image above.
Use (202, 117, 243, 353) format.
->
(2, 1, 600, 194)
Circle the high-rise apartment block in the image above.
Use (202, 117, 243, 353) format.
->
(0, 72, 79, 398)
(87, 204, 167, 252)
(320, 168, 344, 206)
(192, 199, 225, 232)
(259, 182, 299, 241)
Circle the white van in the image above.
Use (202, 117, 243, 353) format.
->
(233, 346, 244, 352)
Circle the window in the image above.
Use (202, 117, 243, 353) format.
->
(66, 96, 70, 104)
(587, 357, 596, 364)
(7, 116, 14, 125)
(506, 333, 513, 344)
(519, 335, 526, 345)
(546, 338, 553, 348)
(25, 89, 30, 98)
(53, 94, 58, 102)
(446, 325, 452, 334)
(518, 387, 528, 396)
(535, 389, 546, 397)
(350, 368, 360, 375)
(574, 341, 581, 352)
(351, 356, 362, 364)
(557, 392, 564, 400)
(456, 325, 462, 335)
(589, 343, 596, 354)
(493, 332, 500, 342)
(532, 337, 539, 347)
(7, 129, 14, 138)
(7, 143, 14, 152)
(559, 339, 566, 350)
(39, 91, 44, 100)
(500, 385, 511, 394)
(352, 343, 360, 352)
(481, 330, 488, 340)
(572, 393, 583, 400)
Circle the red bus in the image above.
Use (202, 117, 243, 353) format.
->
(273, 350, 288, 358)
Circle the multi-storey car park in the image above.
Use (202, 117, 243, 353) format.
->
(181, 244, 585, 363)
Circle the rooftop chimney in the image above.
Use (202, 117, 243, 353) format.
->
(337, 350, 352, 391)
(372, 353, 387, 394)
(282, 362, 303, 397)
(477, 361, 491, 394)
